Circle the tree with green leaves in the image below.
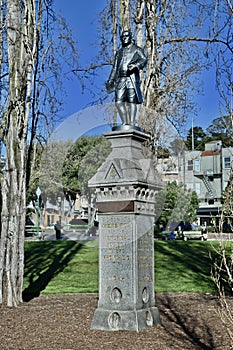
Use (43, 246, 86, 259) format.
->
(206, 116, 233, 147)
(61, 136, 111, 223)
(155, 181, 199, 230)
(185, 126, 207, 151)
(62, 136, 111, 200)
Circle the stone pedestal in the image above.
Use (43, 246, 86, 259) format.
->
(88, 129, 163, 331)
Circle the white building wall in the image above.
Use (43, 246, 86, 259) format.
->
(156, 140, 232, 220)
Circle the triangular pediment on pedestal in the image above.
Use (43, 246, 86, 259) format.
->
(105, 161, 122, 180)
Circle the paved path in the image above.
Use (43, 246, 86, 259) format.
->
(25, 228, 98, 241)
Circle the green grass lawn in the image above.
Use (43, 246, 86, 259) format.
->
(23, 240, 223, 297)
(154, 240, 217, 293)
(23, 240, 99, 297)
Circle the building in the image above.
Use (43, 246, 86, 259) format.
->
(157, 140, 233, 225)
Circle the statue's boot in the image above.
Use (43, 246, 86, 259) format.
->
(129, 102, 137, 125)
(116, 102, 129, 124)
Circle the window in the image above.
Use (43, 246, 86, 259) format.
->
(195, 182, 201, 195)
(195, 159, 200, 172)
(224, 157, 231, 168)
(187, 160, 193, 171)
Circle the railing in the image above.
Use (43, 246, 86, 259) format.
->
(202, 174, 215, 197)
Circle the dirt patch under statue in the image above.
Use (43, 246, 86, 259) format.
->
(0, 292, 231, 349)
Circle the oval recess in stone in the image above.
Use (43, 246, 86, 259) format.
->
(142, 287, 149, 303)
(146, 311, 153, 327)
(111, 287, 122, 303)
(109, 312, 121, 328)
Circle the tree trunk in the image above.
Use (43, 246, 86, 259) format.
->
(0, 121, 26, 307)
(120, 0, 130, 30)
(135, 0, 145, 47)
(0, 0, 39, 307)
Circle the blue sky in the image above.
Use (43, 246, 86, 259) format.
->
(54, 0, 220, 132)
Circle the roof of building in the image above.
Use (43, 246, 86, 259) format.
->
(201, 150, 221, 156)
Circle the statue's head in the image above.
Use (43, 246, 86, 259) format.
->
(120, 30, 133, 46)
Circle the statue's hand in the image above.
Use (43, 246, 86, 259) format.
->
(128, 63, 137, 72)
(105, 80, 115, 93)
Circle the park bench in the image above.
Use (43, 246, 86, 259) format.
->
(155, 230, 175, 240)
(181, 230, 207, 241)
(25, 225, 42, 237)
(63, 223, 89, 232)
(63, 218, 98, 236)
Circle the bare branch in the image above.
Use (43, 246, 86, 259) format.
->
(164, 36, 233, 53)
(71, 62, 112, 73)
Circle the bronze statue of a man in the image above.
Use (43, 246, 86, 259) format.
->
(106, 30, 147, 126)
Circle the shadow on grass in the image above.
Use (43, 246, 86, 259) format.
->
(23, 241, 83, 302)
(154, 241, 218, 292)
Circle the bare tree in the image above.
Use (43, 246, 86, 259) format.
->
(211, 171, 233, 345)
(209, 0, 233, 339)
(0, 0, 42, 307)
(213, 0, 233, 127)
(0, 0, 79, 307)
(79, 0, 232, 151)
(211, 0, 233, 336)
